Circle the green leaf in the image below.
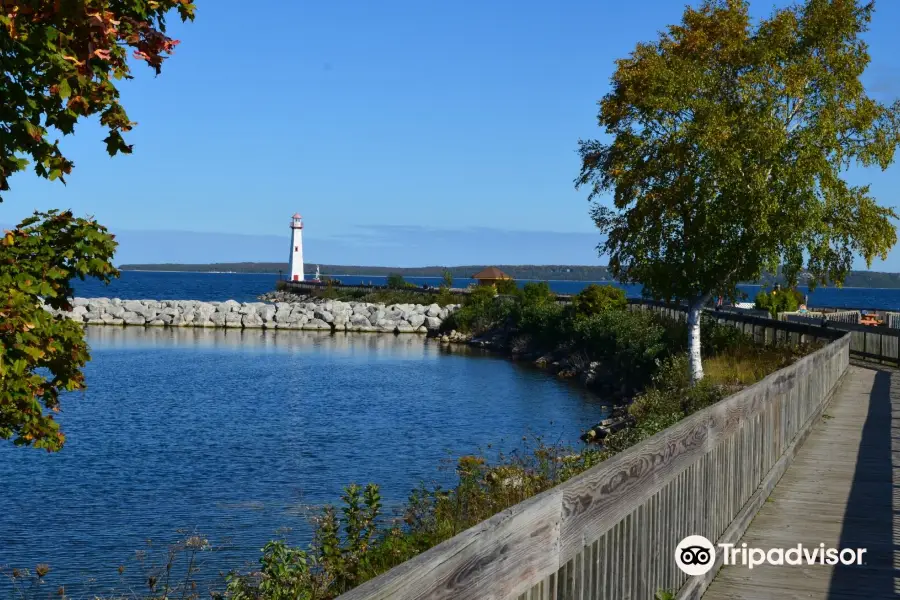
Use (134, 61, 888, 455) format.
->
(21, 120, 41, 138)
(58, 78, 71, 99)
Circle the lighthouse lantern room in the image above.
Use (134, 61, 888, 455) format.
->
(289, 213, 304, 281)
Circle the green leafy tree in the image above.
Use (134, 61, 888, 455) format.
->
(571, 284, 627, 317)
(441, 269, 453, 288)
(494, 278, 518, 295)
(576, 0, 899, 382)
(1, 211, 117, 450)
(1, 1, 195, 450)
(386, 273, 415, 289)
(521, 281, 553, 307)
(754, 288, 804, 318)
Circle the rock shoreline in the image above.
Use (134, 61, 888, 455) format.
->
(46, 298, 459, 333)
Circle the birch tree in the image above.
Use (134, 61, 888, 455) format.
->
(576, 0, 900, 382)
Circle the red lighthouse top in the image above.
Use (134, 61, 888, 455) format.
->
(292, 213, 302, 219)
(290, 213, 303, 229)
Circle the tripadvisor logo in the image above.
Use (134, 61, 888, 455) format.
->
(675, 535, 869, 575)
(675, 535, 716, 576)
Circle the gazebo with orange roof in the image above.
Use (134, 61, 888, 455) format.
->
(472, 266, 512, 287)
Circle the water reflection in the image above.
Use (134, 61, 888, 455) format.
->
(2, 327, 605, 595)
(85, 326, 450, 360)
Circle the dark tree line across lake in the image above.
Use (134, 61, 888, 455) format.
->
(117, 263, 900, 288)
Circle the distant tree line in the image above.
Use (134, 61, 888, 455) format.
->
(118, 263, 615, 281)
(119, 262, 900, 288)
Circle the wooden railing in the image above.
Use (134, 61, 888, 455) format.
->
(337, 307, 851, 600)
(629, 300, 845, 347)
(632, 299, 900, 367)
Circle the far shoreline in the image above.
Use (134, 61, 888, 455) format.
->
(116, 270, 900, 290)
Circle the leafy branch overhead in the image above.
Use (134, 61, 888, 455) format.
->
(0, 0, 197, 196)
(0, 210, 118, 451)
(1, 1, 193, 451)
(576, 0, 900, 303)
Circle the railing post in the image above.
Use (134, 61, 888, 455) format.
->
(863, 330, 867, 364)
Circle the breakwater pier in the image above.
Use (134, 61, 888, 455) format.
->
(46, 298, 459, 333)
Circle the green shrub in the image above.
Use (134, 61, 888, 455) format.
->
(571, 284, 627, 317)
(495, 278, 519, 295)
(441, 286, 507, 333)
(516, 302, 566, 350)
(466, 285, 498, 309)
(520, 281, 554, 307)
(754, 288, 803, 317)
(604, 353, 724, 453)
(317, 279, 340, 300)
(701, 318, 753, 355)
(441, 269, 453, 288)
(436, 287, 455, 307)
(386, 273, 412, 289)
(571, 310, 670, 391)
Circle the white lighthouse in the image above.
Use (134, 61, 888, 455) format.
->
(289, 213, 304, 281)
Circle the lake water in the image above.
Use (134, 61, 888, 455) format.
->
(0, 327, 606, 595)
(72, 270, 900, 310)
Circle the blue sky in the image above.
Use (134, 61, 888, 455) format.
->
(3, 0, 900, 267)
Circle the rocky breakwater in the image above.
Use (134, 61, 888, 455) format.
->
(47, 298, 459, 333)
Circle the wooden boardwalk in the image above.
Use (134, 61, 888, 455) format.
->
(703, 365, 900, 599)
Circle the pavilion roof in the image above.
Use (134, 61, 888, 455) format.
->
(472, 266, 511, 280)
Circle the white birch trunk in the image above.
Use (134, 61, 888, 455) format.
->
(687, 297, 708, 384)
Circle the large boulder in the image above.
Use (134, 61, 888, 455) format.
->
(425, 316, 442, 329)
(123, 300, 145, 313)
(123, 313, 146, 326)
(425, 304, 441, 317)
(407, 313, 426, 328)
(350, 314, 371, 327)
(302, 318, 332, 331)
(242, 312, 264, 328)
(258, 305, 276, 322)
(314, 309, 334, 323)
